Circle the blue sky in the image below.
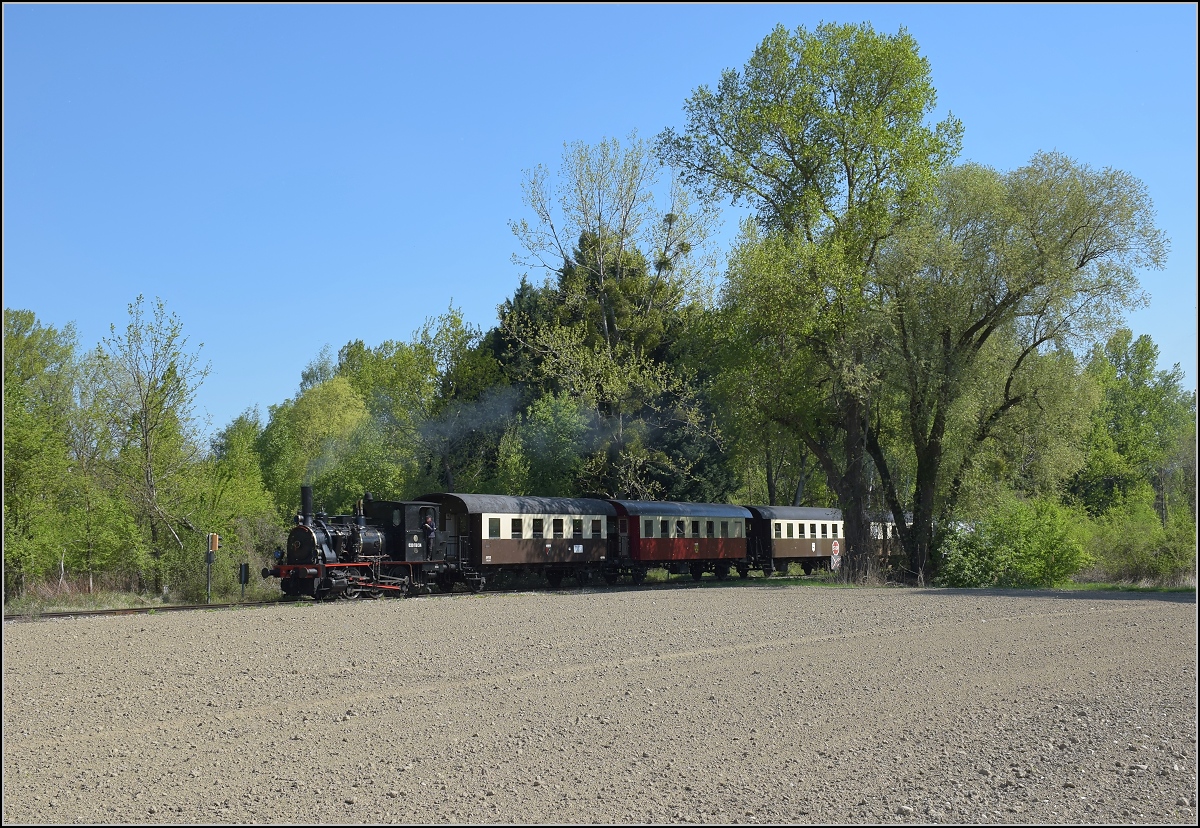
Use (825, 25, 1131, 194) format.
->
(4, 3, 1196, 441)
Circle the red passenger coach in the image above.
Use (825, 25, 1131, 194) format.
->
(609, 500, 753, 581)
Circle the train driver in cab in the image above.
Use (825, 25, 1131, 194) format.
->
(423, 511, 437, 559)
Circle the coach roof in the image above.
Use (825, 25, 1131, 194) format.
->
(744, 505, 842, 521)
(609, 500, 752, 519)
(417, 493, 617, 516)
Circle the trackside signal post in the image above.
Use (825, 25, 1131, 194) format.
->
(206, 533, 221, 604)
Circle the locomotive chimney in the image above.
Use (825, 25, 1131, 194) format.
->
(301, 486, 313, 527)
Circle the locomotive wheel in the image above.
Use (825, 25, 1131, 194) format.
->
(468, 577, 486, 594)
(435, 572, 455, 594)
(546, 570, 564, 589)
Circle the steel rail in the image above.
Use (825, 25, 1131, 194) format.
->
(3, 601, 279, 623)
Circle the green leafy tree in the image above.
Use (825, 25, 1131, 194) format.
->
(411, 304, 512, 493)
(3, 310, 78, 595)
(257, 375, 369, 517)
(92, 296, 212, 596)
(506, 134, 725, 499)
(514, 393, 590, 497)
(61, 350, 143, 592)
(660, 22, 962, 578)
(1070, 329, 1194, 520)
(335, 333, 438, 497)
(154, 409, 285, 603)
(864, 156, 1165, 580)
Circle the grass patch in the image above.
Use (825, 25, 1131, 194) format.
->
(1059, 580, 1196, 594)
(4, 574, 280, 616)
(4, 586, 166, 616)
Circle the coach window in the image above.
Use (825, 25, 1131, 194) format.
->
(553, 518, 564, 539)
(673, 520, 685, 538)
(720, 521, 729, 538)
(644, 519, 654, 538)
(821, 523, 828, 538)
(659, 519, 669, 537)
(691, 520, 700, 537)
(532, 518, 544, 539)
(832, 523, 839, 538)
(774, 522, 781, 539)
(784, 522, 792, 539)
(591, 519, 602, 539)
(488, 518, 501, 539)
(572, 519, 584, 539)
(810, 523, 817, 538)
(511, 518, 523, 539)
(733, 520, 743, 538)
(706, 521, 715, 538)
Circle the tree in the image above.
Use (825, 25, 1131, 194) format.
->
(864, 155, 1166, 580)
(662, 22, 962, 578)
(3, 310, 78, 595)
(93, 295, 211, 595)
(257, 375, 369, 517)
(1070, 329, 1194, 520)
(61, 350, 142, 593)
(413, 305, 512, 493)
(506, 134, 725, 499)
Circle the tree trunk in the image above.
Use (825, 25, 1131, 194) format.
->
(765, 444, 777, 506)
(792, 453, 807, 507)
(843, 398, 873, 582)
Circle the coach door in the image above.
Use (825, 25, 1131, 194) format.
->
(442, 512, 459, 563)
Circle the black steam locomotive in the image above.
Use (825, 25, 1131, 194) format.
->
(262, 486, 481, 599)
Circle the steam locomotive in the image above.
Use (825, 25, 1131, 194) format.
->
(263, 486, 848, 599)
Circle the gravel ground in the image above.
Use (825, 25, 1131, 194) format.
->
(3, 582, 1197, 825)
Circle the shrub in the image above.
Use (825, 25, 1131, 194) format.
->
(937, 496, 1092, 588)
(1083, 498, 1197, 583)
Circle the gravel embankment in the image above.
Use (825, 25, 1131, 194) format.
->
(3, 583, 1197, 824)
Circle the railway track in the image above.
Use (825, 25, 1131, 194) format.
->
(2, 571, 822, 624)
(2, 601, 279, 623)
